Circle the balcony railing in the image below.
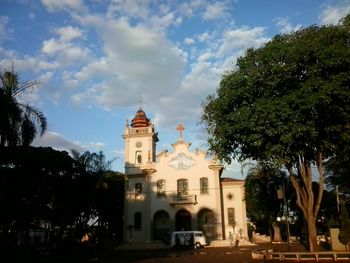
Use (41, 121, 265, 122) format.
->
(125, 191, 145, 201)
(169, 194, 197, 205)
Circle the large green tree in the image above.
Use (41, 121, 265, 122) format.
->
(0, 69, 47, 146)
(202, 17, 350, 251)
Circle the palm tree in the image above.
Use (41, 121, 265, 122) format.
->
(0, 69, 47, 146)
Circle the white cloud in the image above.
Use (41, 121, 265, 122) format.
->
(38, 71, 54, 83)
(222, 159, 246, 178)
(42, 38, 64, 55)
(198, 51, 214, 62)
(41, 29, 92, 66)
(319, 3, 350, 25)
(41, 0, 86, 13)
(107, 0, 151, 19)
(32, 131, 86, 153)
(198, 32, 210, 42)
(184, 37, 195, 45)
(178, 0, 205, 17)
(0, 16, 9, 42)
(85, 142, 105, 150)
(0, 56, 60, 73)
(175, 16, 183, 25)
(150, 12, 176, 29)
(55, 26, 84, 42)
(274, 17, 302, 33)
(70, 16, 186, 109)
(203, 1, 228, 20)
(217, 26, 268, 57)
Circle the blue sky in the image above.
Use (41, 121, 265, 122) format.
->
(1, 0, 350, 177)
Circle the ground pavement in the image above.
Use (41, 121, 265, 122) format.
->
(102, 240, 315, 263)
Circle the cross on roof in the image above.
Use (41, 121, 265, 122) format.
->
(176, 123, 185, 141)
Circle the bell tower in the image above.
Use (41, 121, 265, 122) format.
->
(123, 108, 158, 175)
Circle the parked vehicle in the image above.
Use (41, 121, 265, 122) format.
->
(170, 231, 207, 249)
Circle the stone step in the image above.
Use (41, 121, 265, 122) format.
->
(208, 239, 256, 247)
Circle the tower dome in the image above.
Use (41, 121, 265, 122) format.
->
(131, 108, 151, 128)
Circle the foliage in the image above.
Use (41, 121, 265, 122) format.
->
(325, 156, 350, 199)
(0, 147, 125, 244)
(202, 16, 350, 251)
(339, 203, 350, 251)
(244, 162, 287, 233)
(0, 147, 84, 233)
(0, 68, 47, 146)
(71, 150, 124, 240)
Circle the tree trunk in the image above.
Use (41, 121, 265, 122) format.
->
(307, 210, 318, 252)
(289, 153, 324, 252)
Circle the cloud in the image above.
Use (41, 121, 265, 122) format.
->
(198, 51, 214, 62)
(0, 16, 10, 42)
(149, 12, 177, 29)
(0, 56, 60, 73)
(184, 37, 195, 45)
(32, 131, 86, 153)
(319, 3, 350, 25)
(203, 1, 229, 20)
(41, 0, 86, 13)
(178, 1, 206, 17)
(41, 25, 92, 66)
(198, 32, 210, 42)
(274, 17, 302, 33)
(55, 26, 84, 42)
(70, 16, 186, 109)
(107, 0, 151, 19)
(222, 159, 247, 178)
(217, 26, 268, 57)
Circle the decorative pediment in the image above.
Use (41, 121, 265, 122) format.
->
(168, 153, 196, 170)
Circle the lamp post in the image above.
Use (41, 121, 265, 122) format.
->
(277, 182, 291, 251)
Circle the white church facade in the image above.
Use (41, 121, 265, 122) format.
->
(123, 108, 248, 243)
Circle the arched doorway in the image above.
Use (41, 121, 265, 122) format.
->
(175, 209, 192, 231)
(198, 209, 216, 241)
(153, 210, 170, 240)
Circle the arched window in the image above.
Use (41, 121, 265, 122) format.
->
(177, 179, 188, 196)
(135, 183, 142, 199)
(228, 207, 235, 225)
(157, 179, 166, 196)
(200, 177, 209, 194)
(135, 151, 142, 164)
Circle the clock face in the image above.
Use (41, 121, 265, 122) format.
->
(136, 141, 142, 148)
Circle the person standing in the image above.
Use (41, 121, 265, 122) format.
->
(234, 234, 240, 248)
(228, 232, 234, 248)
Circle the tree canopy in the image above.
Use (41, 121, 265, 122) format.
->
(0, 146, 125, 247)
(0, 69, 47, 146)
(202, 16, 350, 251)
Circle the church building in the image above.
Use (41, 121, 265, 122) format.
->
(123, 108, 248, 243)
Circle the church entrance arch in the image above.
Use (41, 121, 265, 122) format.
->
(198, 209, 216, 241)
(175, 209, 192, 231)
(153, 210, 170, 241)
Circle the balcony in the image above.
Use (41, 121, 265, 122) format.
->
(169, 194, 197, 205)
(125, 191, 145, 201)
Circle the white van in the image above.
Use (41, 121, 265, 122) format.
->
(170, 231, 207, 249)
